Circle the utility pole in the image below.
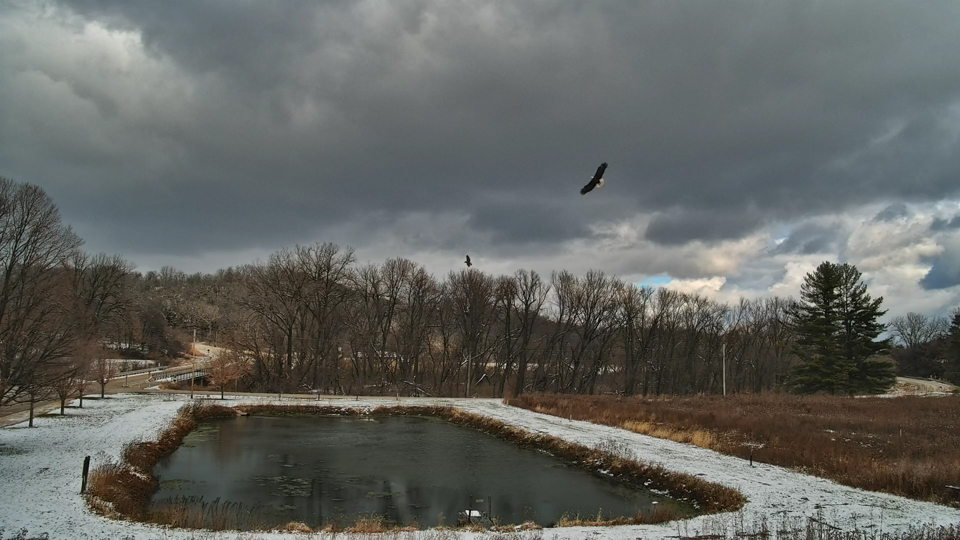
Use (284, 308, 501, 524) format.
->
(191, 328, 197, 399)
(465, 352, 472, 398)
(722, 343, 726, 397)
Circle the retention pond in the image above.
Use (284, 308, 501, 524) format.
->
(151, 414, 697, 528)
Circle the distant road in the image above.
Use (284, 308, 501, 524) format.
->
(894, 376, 957, 395)
(0, 344, 219, 428)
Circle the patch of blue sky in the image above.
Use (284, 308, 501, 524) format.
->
(769, 223, 792, 245)
(637, 275, 672, 287)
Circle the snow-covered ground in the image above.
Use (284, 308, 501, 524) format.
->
(1, 393, 958, 539)
(890, 377, 957, 397)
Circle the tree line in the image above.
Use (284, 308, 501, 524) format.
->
(888, 310, 960, 385)
(0, 177, 190, 408)
(2, 176, 959, 407)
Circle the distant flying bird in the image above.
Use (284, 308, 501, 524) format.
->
(464, 255, 472, 267)
(580, 162, 608, 195)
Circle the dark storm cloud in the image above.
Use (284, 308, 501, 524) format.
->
(645, 207, 763, 246)
(3, 1, 960, 263)
(873, 203, 909, 222)
(772, 222, 842, 255)
(920, 255, 960, 290)
(468, 200, 590, 245)
(930, 215, 960, 232)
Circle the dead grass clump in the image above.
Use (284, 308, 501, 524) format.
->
(345, 515, 388, 533)
(149, 496, 266, 530)
(84, 460, 158, 520)
(620, 419, 719, 449)
(509, 393, 960, 507)
(281, 521, 312, 533)
(557, 503, 677, 527)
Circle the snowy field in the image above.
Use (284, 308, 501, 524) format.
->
(1, 393, 958, 540)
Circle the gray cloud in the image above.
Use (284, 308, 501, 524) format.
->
(645, 207, 763, 246)
(919, 236, 960, 290)
(930, 215, 960, 232)
(2, 0, 960, 269)
(920, 258, 960, 290)
(773, 222, 843, 255)
(873, 203, 909, 222)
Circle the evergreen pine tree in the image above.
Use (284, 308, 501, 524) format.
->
(944, 309, 960, 386)
(789, 262, 894, 394)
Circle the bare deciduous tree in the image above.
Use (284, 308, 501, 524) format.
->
(391, 261, 440, 393)
(512, 269, 549, 397)
(50, 342, 95, 414)
(207, 348, 250, 399)
(70, 252, 135, 338)
(616, 284, 656, 396)
(92, 349, 117, 398)
(243, 250, 309, 392)
(889, 312, 949, 349)
(298, 243, 355, 393)
(447, 269, 496, 397)
(0, 178, 84, 406)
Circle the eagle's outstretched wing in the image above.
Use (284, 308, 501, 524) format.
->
(580, 162, 608, 195)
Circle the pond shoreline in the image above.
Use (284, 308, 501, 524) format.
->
(150, 413, 700, 529)
(92, 402, 741, 533)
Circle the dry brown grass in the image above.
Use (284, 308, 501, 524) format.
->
(344, 515, 390, 533)
(556, 503, 677, 527)
(508, 393, 960, 507)
(148, 496, 267, 530)
(84, 461, 157, 520)
(281, 521, 312, 533)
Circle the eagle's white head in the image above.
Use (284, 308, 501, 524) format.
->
(597, 178, 605, 188)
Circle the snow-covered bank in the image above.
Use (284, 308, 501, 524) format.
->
(1, 393, 958, 539)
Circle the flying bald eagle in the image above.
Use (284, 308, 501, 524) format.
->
(580, 162, 608, 195)
(464, 255, 472, 267)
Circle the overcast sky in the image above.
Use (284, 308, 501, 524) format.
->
(2, 0, 959, 319)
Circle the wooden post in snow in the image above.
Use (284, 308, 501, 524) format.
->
(81, 455, 91, 494)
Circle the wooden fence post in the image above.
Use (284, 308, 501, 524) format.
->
(81, 455, 91, 494)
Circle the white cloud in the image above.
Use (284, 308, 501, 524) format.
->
(664, 276, 727, 297)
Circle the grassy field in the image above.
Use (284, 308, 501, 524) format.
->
(506, 393, 960, 507)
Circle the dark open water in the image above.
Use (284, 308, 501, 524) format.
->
(151, 415, 695, 528)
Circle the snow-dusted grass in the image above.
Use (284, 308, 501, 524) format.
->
(508, 393, 960, 506)
(1, 393, 959, 539)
